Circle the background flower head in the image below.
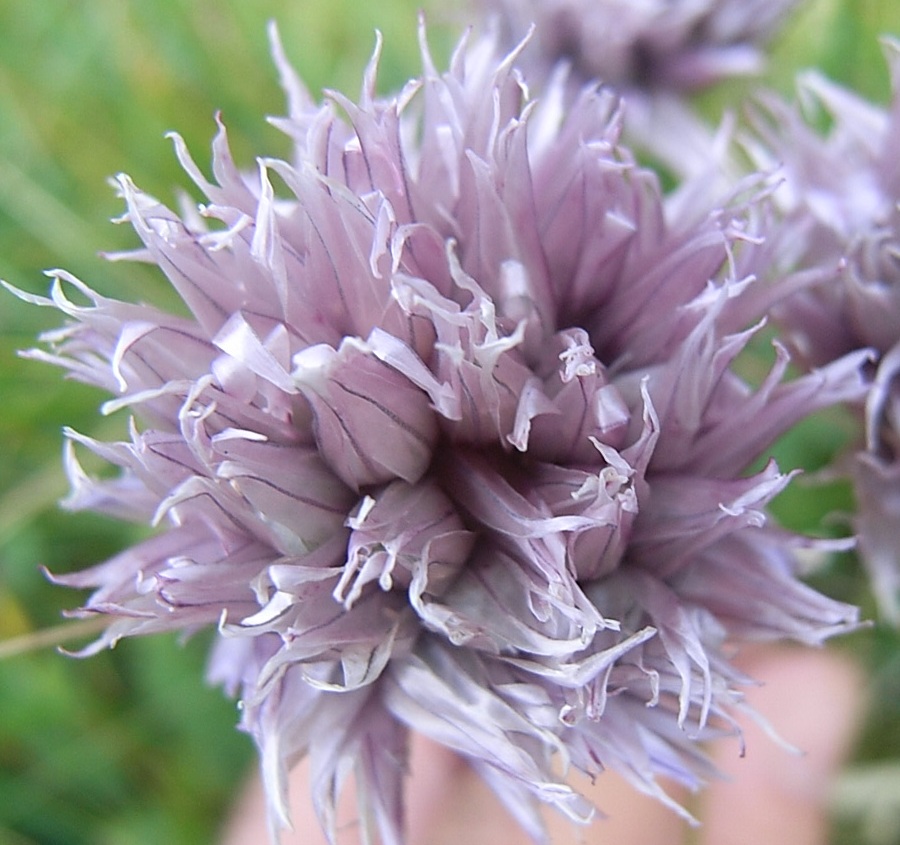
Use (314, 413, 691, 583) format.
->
(471, 0, 808, 221)
(5, 17, 868, 845)
(744, 39, 900, 622)
(478, 0, 803, 92)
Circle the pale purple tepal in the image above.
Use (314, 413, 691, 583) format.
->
(6, 22, 866, 844)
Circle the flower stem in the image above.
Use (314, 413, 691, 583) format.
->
(0, 617, 107, 660)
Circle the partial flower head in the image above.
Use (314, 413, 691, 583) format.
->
(744, 39, 900, 621)
(481, 0, 802, 92)
(7, 22, 865, 843)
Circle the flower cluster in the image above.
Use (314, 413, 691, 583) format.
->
(744, 40, 900, 622)
(481, 0, 802, 92)
(8, 22, 867, 845)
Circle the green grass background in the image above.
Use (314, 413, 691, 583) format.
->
(1, 1, 899, 843)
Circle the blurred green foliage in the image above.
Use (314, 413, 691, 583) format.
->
(1, 1, 899, 843)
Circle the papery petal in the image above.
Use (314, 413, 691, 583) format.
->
(292, 341, 438, 489)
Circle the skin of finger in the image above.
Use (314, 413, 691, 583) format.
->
(219, 758, 365, 845)
(220, 732, 691, 845)
(217, 742, 375, 845)
(407, 737, 690, 845)
(219, 647, 862, 845)
(697, 646, 866, 845)
(218, 775, 274, 845)
(218, 733, 465, 845)
(541, 768, 690, 845)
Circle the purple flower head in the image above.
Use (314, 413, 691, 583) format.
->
(480, 0, 802, 92)
(6, 21, 866, 843)
(744, 39, 900, 621)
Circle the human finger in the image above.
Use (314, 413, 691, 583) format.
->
(698, 646, 865, 845)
